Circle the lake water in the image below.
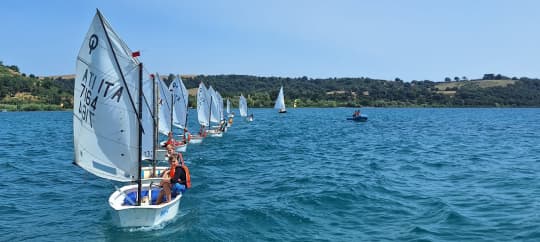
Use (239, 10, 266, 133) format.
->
(1, 108, 539, 241)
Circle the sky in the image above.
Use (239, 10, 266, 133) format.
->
(1, 0, 540, 82)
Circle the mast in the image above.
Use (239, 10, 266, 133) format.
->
(208, 96, 213, 132)
(170, 93, 174, 136)
(97, 9, 143, 202)
(178, 75, 189, 138)
(152, 74, 158, 177)
(137, 63, 143, 206)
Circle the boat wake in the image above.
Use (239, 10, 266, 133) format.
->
(124, 222, 168, 232)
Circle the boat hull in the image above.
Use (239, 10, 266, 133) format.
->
(347, 115, 368, 122)
(189, 135, 203, 144)
(209, 132, 223, 137)
(109, 183, 181, 227)
(175, 144, 187, 153)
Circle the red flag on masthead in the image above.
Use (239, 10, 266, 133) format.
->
(132, 51, 140, 57)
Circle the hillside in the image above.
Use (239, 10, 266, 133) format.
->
(2, 60, 540, 110)
(180, 74, 540, 107)
(0, 62, 73, 111)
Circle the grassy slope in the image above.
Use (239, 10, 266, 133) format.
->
(435, 79, 516, 90)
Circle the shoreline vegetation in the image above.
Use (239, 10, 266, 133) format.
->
(2, 61, 540, 111)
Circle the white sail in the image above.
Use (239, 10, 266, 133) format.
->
(73, 11, 141, 182)
(157, 74, 172, 135)
(169, 75, 188, 129)
(274, 86, 286, 111)
(217, 91, 224, 121)
(207, 86, 220, 123)
(226, 98, 231, 114)
(141, 76, 154, 160)
(197, 82, 209, 126)
(239, 94, 248, 117)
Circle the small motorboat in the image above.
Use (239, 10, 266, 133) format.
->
(347, 114, 368, 122)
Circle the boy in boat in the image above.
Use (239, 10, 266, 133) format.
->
(182, 128, 191, 144)
(165, 144, 175, 159)
(199, 125, 207, 137)
(163, 132, 175, 147)
(156, 155, 188, 205)
(219, 120, 227, 132)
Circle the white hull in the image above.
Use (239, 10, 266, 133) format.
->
(189, 135, 203, 144)
(175, 143, 187, 153)
(207, 129, 223, 137)
(247, 117, 253, 122)
(209, 132, 223, 137)
(109, 182, 181, 227)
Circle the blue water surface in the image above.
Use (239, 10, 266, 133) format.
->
(1, 108, 539, 241)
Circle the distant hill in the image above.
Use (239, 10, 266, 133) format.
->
(0, 62, 73, 111)
(179, 74, 540, 107)
(2, 60, 540, 110)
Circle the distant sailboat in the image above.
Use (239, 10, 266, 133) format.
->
(73, 10, 182, 227)
(274, 86, 286, 113)
(226, 98, 233, 127)
(206, 86, 224, 137)
(239, 94, 252, 122)
(226, 98, 234, 118)
(190, 82, 209, 144)
(168, 75, 189, 152)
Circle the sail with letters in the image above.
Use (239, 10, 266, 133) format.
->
(169, 75, 189, 129)
(141, 75, 154, 160)
(73, 10, 141, 182)
(73, 9, 183, 227)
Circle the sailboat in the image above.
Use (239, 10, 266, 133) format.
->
(73, 10, 181, 227)
(226, 98, 234, 127)
(239, 94, 252, 122)
(168, 75, 189, 152)
(206, 86, 224, 137)
(154, 73, 186, 153)
(274, 86, 287, 113)
(189, 82, 208, 144)
(226, 98, 234, 118)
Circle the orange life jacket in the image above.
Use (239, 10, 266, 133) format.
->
(169, 164, 175, 178)
(181, 165, 192, 189)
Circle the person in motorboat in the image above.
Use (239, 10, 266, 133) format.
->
(156, 155, 188, 205)
(353, 109, 360, 118)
